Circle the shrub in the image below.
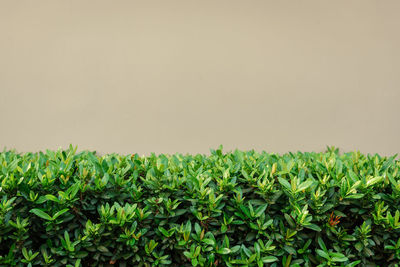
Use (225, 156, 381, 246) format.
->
(0, 145, 399, 266)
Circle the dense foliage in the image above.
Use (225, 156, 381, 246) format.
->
(0, 145, 399, 266)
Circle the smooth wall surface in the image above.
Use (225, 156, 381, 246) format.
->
(1, 1, 399, 156)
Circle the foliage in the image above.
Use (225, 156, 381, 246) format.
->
(0, 145, 399, 266)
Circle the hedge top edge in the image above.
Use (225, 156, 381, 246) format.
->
(0, 145, 399, 266)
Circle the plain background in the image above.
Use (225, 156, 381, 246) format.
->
(1, 1, 399, 157)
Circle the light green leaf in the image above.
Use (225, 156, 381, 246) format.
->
(278, 177, 292, 191)
(297, 180, 313, 192)
(316, 249, 330, 259)
(331, 255, 348, 262)
(366, 176, 383, 187)
(345, 193, 364, 199)
(217, 248, 231, 254)
(262, 256, 278, 263)
(347, 261, 361, 267)
(202, 239, 215, 246)
(45, 194, 59, 203)
(53, 209, 69, 220)
(348, 171, 359, 182)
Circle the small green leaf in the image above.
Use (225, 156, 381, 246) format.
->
(194, 223, 201, 235)
(297, 180, 313, 192)
(45, 194, 59, 203)
(158, 226, 170, 237)
(366, 176, 383, 187)
(183, 251, 192, 259)
(303, 223, 321, 232)
(278, 177, 292, 191)
(231, 245, 240, 253)
(97, 246, 109, 253)
(345, 193, 364, 199)
(347, 260, 361, 267)
(355, 242, 363, 252)
(262, 256, 278, 263)
(331, 252, 348, 262)
(318, 237, 327, 251)
(217, 248, 231, 254)
(342, 235, 356, 241)
(53, 209, 69, 220)
(283, 245, 296, 255)
(348, 171, 359, 182)
(22, 247, 29, 260)
(316, 249, 330, 260)
(255, 204, 268, 217)
(30, 209, 52, 221)
(284, 214, 296, 228)
(202, 239, 215, 246)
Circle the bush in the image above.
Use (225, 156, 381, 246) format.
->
(0, 145, 399, 266)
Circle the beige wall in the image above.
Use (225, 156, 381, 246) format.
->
(1, 1, 399, 156)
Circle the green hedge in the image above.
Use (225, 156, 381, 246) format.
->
(0, 145, 399, 266)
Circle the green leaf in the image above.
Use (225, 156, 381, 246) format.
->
(333, 210, 347, 217)
(248, 253, 257, 263)
(255, 204, 268, 217)
(366, 176, 383, 187)
(388, 173, 398, 188)
(284, 214, 296, 228)
(231, 245, 241, 253)
(35, 196, 48, 204)
(345, 193, 364, 199)
(303, 223, 321, 232)
(64, 231, 71, 245)
(347, 260, 361, 267)
(342, 235, 356, 241)
(217, 248, 231, 254)
(239, 205, 251, 218)
(316, 249, 330, 260)
(97, 246, 109, 253)
(331, 252, 348, 262)
(185, 220, 192, 233)
(202, 239, 215, 246)
(297, 180, 313, 192)
(31, 251, 39, 260)
(354, 242, 363, 252)
(45, 194, 59, 203)
(30, 209, 52, 221)
(183, 251, 192, 258)
(348, 170, 359, 182)
(318, 237, 327, 251)
(262, 256, 278, 263)
(194, 223, 201, 235)
(75, 251, 88, 258)
(278, 177, 292, 191)
(283, 245, 296, 255)
(158, 226, 170, 237)
(22, 247, 29, 260)
(53, 209, 69, 220)
(254, 243, 261, 255)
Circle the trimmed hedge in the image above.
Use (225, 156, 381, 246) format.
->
(0, 145, 399, 266)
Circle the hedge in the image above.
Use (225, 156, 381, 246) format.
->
(0, 145, 399, 266)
